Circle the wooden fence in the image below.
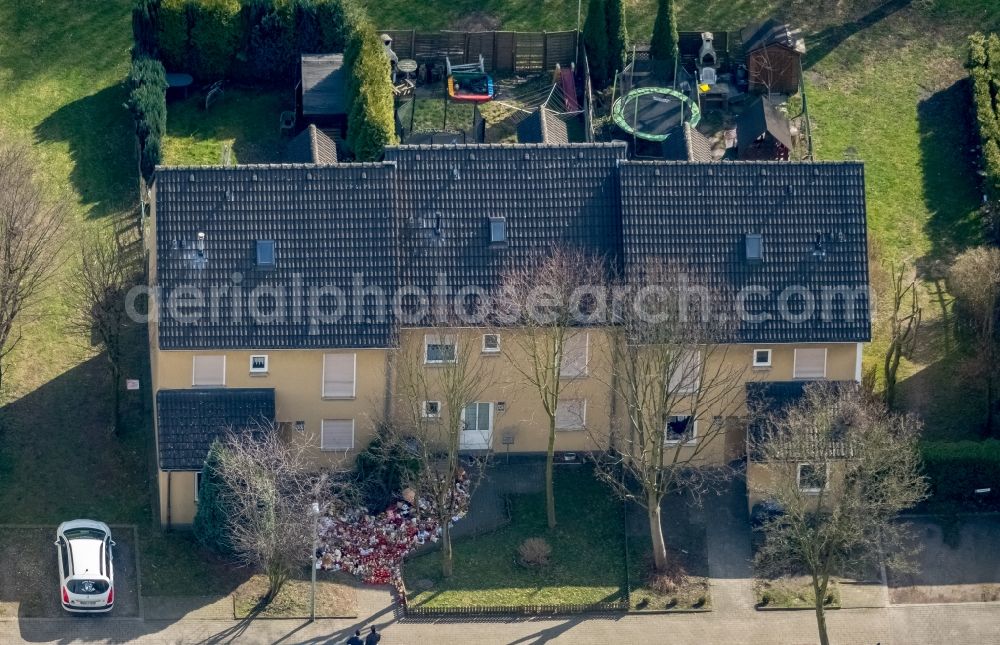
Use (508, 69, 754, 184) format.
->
(379, 29, 578, 73)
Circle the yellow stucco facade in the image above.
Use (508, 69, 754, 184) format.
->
(150, 320, 862, 525)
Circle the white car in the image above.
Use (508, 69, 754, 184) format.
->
(55, 520, 115, 613)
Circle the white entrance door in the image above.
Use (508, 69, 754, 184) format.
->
(460, 402, 493, 450)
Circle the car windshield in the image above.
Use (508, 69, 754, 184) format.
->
(67, 578, 110, 595)
(64, 528, 106, 541)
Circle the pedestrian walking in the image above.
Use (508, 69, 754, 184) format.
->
(365, 625, 381, 645)
(346, 629, 363, 645)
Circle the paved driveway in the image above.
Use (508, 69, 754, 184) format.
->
(0, 525, 139, 619)
(890, 516, 1000, 604)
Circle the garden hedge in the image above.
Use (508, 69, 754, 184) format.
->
(344, 13, 398, 160)
(605, 0, 627, 83)
(194, 441, 234, 554)
(650, 0, 679, 80)
(189, 0, 242, 79)
(239, 0, 297, 82)
(144, 0, 353, 82)
(969, 32, 1000, 203)
(132, 0, 160, 58)
(921, 439, 1000, 504)
(583, 0, 609, 89)
(156, 0, 192, 73)
(134, 0, 397, 159)
(126, 56, 168, 181)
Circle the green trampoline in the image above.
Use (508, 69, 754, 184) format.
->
(612, 87, 701, 142)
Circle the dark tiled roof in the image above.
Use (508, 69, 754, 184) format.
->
(301, 54, 347, 116)
(738, 97, 794, 156)
(157, 388, 275, 470)
(619, 161, 870, 343)
(741, 19, 806, 54)
(686, 124, 716, 162)
(154, 164, 398, 350)
(284, 125, 338, 164)
(746, 381, 854, 460)
(661, 124, 716, 161)
(153, 145, 870, 349)
(517, 108, 570, 145)
(384, 143, 628, 295)
(404, 131, 466, 145)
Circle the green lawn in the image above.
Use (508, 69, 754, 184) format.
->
(0, 0, 243, 598)
(403, 467, 627, 607)
(163, 89, 292, 166)
(0, 0, 998, 605)
(367, 2, 1000, 439)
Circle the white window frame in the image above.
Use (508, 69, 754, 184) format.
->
(424, 334, 457, 364)
(194, 471, 202, 503)
(249, 354, 269, 375)
(664, 415, 698, 445)
(559, 332, 589, 378)
(793, 348, 827, 379)
(482, 333, 501, 354)
(555, 398, 587, 431)
(752, 348, 772, 368)
(422, 400, 442, 418)
(797, 462, 829, 494)
(320, 419, 355, 451)
(322, 353, 357, 399)
(192, 355, 226, 387)
(460, 402, 494, 442)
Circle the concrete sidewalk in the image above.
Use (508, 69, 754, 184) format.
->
(5, 475, 999, 644)
(5, 603, 1000, 644)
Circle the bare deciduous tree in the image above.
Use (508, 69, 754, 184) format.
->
(949, 246, 1000, 436)
(214, 426, 349, 601)
(493, 246, 608, 529)
(68, 228, 142, 431)
(390, 326, 493, 577)
(591, 263, 746, 573)
(0, 142, 66, 392)
(883, 263, 921, 407)
(749, 384, 928, 645)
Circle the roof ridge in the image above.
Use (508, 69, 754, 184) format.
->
(155, 161, 396, 172)
(386, 141, 627, 151)
(619, 159, 864, 167)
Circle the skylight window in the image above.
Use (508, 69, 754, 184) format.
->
(745, 233, 763, 263)
(256, 240, 275, 267)
(490, 217, 506, 244)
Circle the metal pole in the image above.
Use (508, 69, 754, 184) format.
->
(575, 0, 582, 67)
(310, 501, 319, 622)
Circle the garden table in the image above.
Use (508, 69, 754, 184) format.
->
(165, 73, 193, 99)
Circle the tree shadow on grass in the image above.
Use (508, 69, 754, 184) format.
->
(916, 78, 984, 267)
(32, 83, 138, 220)
(803, 0, 914, 70)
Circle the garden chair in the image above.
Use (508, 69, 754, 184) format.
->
(279, 111, 296, 136)
(204, 81, 224, 111)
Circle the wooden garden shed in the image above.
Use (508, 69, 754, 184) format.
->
(741, 19, 806, 95)
(737, 96, 794, 160)
(299, 54, 347, 126)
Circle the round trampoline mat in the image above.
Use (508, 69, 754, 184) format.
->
(612, 87, 701, 142)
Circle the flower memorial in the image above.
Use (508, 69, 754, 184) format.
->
(315, 473, 472, 588)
